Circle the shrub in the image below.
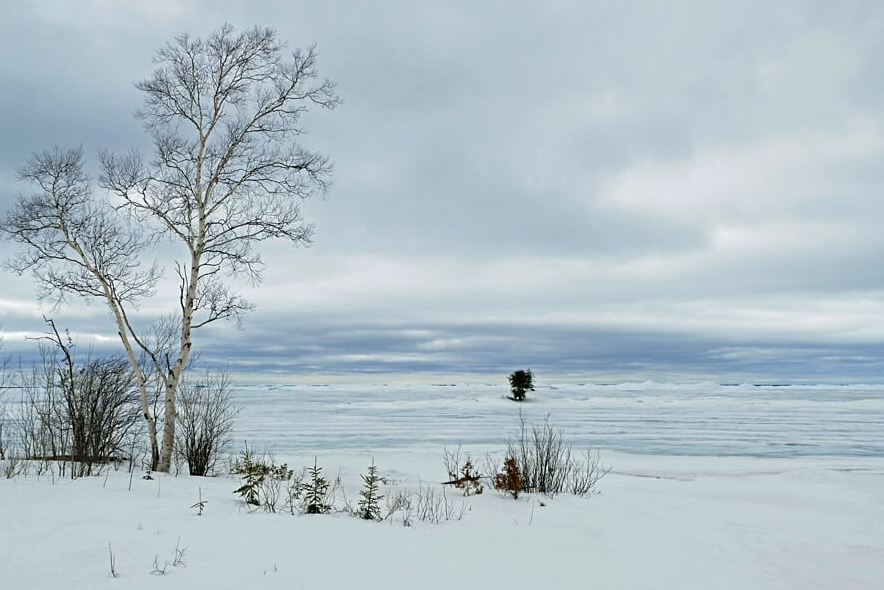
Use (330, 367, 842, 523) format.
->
(231, 444, 293, 511)
(232, 449, 340, 515)
(442, 444, 463, 483)
(507, 412, 609, 497)
(384, 483, 467, 526)
(494, 456, 523, 499)
(508, 369, 534, 401)
(442, 446, 483, 496)
(175, 370, 239, 476)
(15, 320, 141, 477)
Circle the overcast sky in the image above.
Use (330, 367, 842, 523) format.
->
(1, 1, 883, 383)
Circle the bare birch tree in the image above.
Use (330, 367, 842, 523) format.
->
(0, 24, 339, 471)
(3, 147, 163, 466)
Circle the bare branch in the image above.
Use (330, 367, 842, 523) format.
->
(3, 147, 160, 306)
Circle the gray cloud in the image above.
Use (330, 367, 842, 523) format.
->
(2, 1, 883, 382)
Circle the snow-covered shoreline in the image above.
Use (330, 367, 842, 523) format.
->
(2, 451, 881, 590)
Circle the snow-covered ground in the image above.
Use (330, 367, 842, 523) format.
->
(1, 381, 882, 589)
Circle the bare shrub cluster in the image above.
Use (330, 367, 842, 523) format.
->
(505, 412, 609, 497)
(175, 371, 238, 476)
(384, 483, 467, 526)
(13, 320, 142, 478)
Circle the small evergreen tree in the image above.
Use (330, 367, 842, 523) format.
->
(303, 457, 331, 514)
(508, 369, 535, 401)
(233, 446, 264, 506)
(357, 458, 384, 521)
(233, 471, 264, 506)
(458, 458, 483, 496)
(231, 446, 293, 509)
(494, 456, 523, 499)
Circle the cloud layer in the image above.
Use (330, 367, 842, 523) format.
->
(2, 1, 883, 382)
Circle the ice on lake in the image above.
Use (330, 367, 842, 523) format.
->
(230, 380, 884, 458)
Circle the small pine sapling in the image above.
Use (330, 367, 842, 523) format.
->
(286, 470, 305, 515)
(443, 450, 483, 496)
(457, 458, 483, 496)
(303, 457, 331, 514)
(494, 456, 523, 499)
(231, 445, 295, 510)
(358, 458, 384, 520)
(230, 443, 259, 475)
(234, 471, 264, 506)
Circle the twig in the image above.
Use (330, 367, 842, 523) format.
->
(108, 542, 118, 578)
(150, 554, 168, 575)
(172, 536, 187, 567)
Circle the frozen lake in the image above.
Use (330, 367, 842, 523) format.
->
(230, 381, 884, 458)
